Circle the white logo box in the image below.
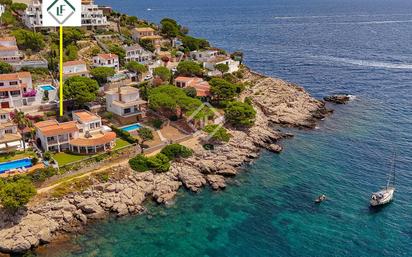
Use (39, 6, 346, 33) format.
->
(42, 0, 82, 27)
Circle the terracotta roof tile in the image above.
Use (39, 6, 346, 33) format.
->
(34, 120, 78, 136)
(134, 27, 155, 32)
(70, 132, 116, 147)
(0, 72, 31, 81)
(63, 60, 86, 67)
(73, 110, 100, 122)
(97, 53, 118, 60)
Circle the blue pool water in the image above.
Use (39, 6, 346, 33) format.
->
(40, 85, 56, 91)
(121, 124, 142, 132)
(0, 158, 32, 173)
(38, 0, 412, 256)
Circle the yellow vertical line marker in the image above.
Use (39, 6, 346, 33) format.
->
(59, 25, 64, 116)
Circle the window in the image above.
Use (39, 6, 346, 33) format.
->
(0, 114, 6, 120)
(0, 82, 4, 86)
(10, 81, 18, 86)
(124, 108, 131, 114)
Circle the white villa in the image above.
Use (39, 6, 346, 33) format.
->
(34, 110, 116, 154)
(0, 109, 22, 153)
(63, 60, 89, 78)
(23, 0, 108, 29)
(0, 72, 33, 109)
(93, 53, 119, 70)
(124, 44, 154, 64)
(203, 56, 240, 76)
(189, 49, 240, 76)
(106, 86, 147, 124)
(81, 0, 108, 29)
(0, 37, 22, 64)
(190, 50, 219, 63)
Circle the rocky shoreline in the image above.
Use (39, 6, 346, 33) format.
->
(0, 70, 331, 254)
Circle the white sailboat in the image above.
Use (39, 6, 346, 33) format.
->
(370, 154, 396, 207)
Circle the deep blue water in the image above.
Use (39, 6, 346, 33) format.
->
(38, 0, 412, 256)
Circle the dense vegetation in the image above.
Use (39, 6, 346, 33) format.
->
(126, 61, 148, 75)
(153, 66, 172, 82)
(63, 76, 99, 106)
(209, 78, 244, 103)
(129, 153, 170, 173)
(160, 144, 193, 160)
(137, 127, 154, 146)
(203, 124, 231, 143)
(129, 144, 192, 172)
(90, 67, 116, 84)
(148, 85, 213, 120)
(225, 101, 256, 127)
(12, 29, 45, 51)
(0, 178, 36, 210)
(176, 61, 203, 77)
(0, 61, 13, 74)
(111, 126, 139, 144)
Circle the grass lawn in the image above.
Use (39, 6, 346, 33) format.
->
(0, 151, 35, 163)
(52, 152, 88, 166)
(53, 139, 131, 166)
(113, 138, 131, 150)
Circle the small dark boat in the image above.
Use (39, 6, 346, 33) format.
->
(315, 195, 326, 203)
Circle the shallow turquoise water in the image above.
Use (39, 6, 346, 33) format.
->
(37, 0, 412, 256)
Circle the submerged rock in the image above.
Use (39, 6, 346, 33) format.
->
(324, 95, 351, 104)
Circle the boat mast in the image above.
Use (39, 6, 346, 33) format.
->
(387, 152, 396, 189)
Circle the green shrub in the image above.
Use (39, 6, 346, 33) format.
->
(43, 151, 52, 161)
(225, 101, 256, 127)
(151, 119, 163, 129)
(31, 157, 39, 165)
(138, 127, 154, 143)
(0, 178, 36, 210)
(160, 144, 192, 160)
(45, 111, 57, 117)
(98, 172, 110, 182)
(203, 124, 231, 143)
(129, 154, 149, 172)
(29, 167, 58, 182)
(0, 61, 13, 74)
(111, 126, 138, 144)
(146, 153, 170, 172)
(128, 153, 171, 173)
(102, 112, 114, 120)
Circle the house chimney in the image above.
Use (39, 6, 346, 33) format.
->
(118, 85, 122, 102)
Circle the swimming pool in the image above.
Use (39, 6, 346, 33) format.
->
(40, 85, 56, 91)
(0, 158, 33, 174)
(121, 123, 142, 132)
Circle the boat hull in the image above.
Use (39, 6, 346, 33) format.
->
(370, 188, 395, 207)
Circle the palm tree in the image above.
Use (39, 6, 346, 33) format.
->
(12, 110, 32, 151)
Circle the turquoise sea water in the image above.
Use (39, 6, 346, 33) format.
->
(37, 0, 412, 256)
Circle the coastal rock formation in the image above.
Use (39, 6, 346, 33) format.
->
(206, 175, 226, 190)
(0, 70, 331, 254)
(324, 94, 351, 104)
